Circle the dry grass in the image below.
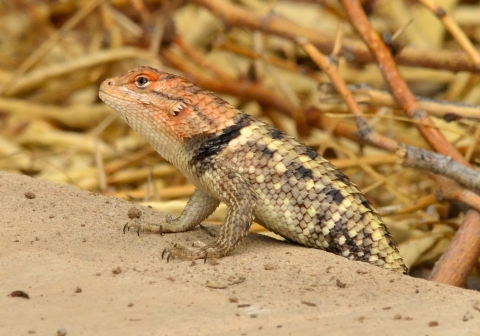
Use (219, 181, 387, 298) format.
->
(1, 0, 479, 281)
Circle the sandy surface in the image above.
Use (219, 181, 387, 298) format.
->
(1, 171, 480, 335)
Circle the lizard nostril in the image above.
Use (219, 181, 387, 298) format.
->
(107, 80, 113, 86)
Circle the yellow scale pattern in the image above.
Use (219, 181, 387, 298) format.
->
(99, 66, 407, 274)
(221, 120, 406, 273)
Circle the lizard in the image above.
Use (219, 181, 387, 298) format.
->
(99, 66, 408, 274)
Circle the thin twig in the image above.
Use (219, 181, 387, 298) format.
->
(340, 0, 480, 287)
(2, 48, 160, 96)
(417, 0, 480, 67)
(298, 38, 480, 213)
(397, 145, 480, 192)
(317, 83, 480, 121)
(0, 0, 109, 95)
(188, 0, 480, 72)
(378, 194, 438, 217)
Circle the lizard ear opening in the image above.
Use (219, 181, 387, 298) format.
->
(169, 102, 186, 117)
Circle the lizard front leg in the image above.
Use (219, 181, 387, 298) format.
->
(162, 166, 257, 261)
(125, 188, 220, 234)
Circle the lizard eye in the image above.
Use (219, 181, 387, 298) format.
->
(134, 75, 150, 88)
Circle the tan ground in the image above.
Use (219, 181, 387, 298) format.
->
(1, 171, 480, 336)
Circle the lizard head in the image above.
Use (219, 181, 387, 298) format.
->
(99, 66, 241, 145)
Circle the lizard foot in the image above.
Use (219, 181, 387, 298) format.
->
(123, 218, 166, 236)
(161, 241, 226, 262)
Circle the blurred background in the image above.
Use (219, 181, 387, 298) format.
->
(1, 0, 479, 284)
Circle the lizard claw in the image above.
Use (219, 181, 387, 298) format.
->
(123, 218, 143, 235)
(122, 219, 144, 235)
(124, 219, 142, 236)
(161, 247, 172, 262)
(160, 242, 222, 262)
(162, 243, 183, 262)
(122, 219, 163, 236)
(203, 252, 209, 264)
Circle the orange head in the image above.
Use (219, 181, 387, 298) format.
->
(99, 66, 241, 163)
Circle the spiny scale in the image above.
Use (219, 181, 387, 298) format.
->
(99, 66, 407, 274)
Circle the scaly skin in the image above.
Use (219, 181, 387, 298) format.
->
(99, 66, 407, 274)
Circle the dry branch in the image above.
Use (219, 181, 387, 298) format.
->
(318, 83, 480, 121)
(398, 145, 480, 192)
(340, 0, 480, 287)
(189, 0, 480, 72)
(299, 38, 480, 213)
